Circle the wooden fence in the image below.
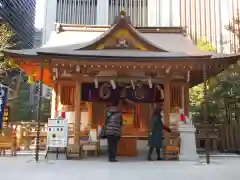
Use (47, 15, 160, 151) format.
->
(195, 124, 240, 153)
(1, 122, 240, 153)
(218, 125, 240, 152)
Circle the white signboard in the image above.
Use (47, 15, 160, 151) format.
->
(47, 118, 68, 148)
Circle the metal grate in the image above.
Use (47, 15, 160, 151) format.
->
(56, 0, 97, 25)
(108, 0, 148, 27)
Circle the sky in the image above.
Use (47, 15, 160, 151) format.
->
(35, 0, 45, 29)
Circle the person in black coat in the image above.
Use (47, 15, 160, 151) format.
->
(147, 104, 171, 161)
(105, 99, 123, 162)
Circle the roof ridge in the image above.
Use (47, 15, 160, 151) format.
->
(55, 23, 186, 34)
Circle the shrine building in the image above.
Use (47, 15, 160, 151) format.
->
(3, 11, 239, 156)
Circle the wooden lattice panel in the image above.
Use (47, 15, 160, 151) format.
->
(60, 85, 75, 106)
(170, 86, 182, 110)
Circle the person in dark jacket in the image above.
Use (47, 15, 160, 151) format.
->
(147, 103, 171, 161)
(105, 99, 123, 162)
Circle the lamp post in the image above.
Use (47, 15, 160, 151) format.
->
(35, 61, 44, 162)
(203, 64, 210, 164)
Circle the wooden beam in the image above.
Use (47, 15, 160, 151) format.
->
(58, 80, 75, 85)
(184, 83, 190, 117)
(74, 81, 81, 151)
(51, 58, 207, 69)
(57, 75, 185, 83)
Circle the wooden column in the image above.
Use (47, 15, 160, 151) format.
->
(163, 77, 171, 146)
(184, 83, 189, 117)
(74, 81, 81, 151)
(181, 85, 185, 110)
(87, 102, 93, 127)
(51, 83, 57, 118)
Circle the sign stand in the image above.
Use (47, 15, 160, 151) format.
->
(45, 118, 68, 160)
(45, 147, 69, 159)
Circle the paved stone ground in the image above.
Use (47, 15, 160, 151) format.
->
(0, 155, 240, 180)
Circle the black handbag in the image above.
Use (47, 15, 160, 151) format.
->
(100, 110, 113, 139)
(99, 126, 107, 139)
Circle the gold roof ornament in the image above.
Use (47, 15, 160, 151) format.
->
(120, 8, 126, 18)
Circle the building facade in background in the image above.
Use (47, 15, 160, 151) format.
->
(180, 0, 240, 54)
(43, 0, 240, 53)
(0, 0, 36, 49)
(34, 28, 43, 48)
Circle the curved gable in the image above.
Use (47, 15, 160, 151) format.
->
(77, 10, 167, 52)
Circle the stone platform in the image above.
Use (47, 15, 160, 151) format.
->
(0, 155, 240, 180)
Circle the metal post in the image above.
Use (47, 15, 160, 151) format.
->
(203, 64, 210, 164)
(35, 61, 44, 162)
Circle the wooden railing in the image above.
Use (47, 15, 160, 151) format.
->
(0, 127, 17, 156)
(1, 122, 240, 153)
(195, 124, 240, 153)
(5, 122, 89, 150)
(2, 122, 74, 150)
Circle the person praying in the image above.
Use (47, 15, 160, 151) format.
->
(105, 99, 123, 162)
(147, 103, 171, 161)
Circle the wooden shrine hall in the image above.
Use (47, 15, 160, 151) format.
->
(4, 10, 239, 157)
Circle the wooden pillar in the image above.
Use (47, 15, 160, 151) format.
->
(87, 102, 93, 127)
(74, 81, 81, 151)
(51, 83, 57, 118)
(184, 83, 189, 117)
(163, 77, 171, 146)
(181, 85, 185, 110)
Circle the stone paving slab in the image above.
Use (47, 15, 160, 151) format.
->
(0, 155, 240, 180)
(4, 149, 240, 157)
